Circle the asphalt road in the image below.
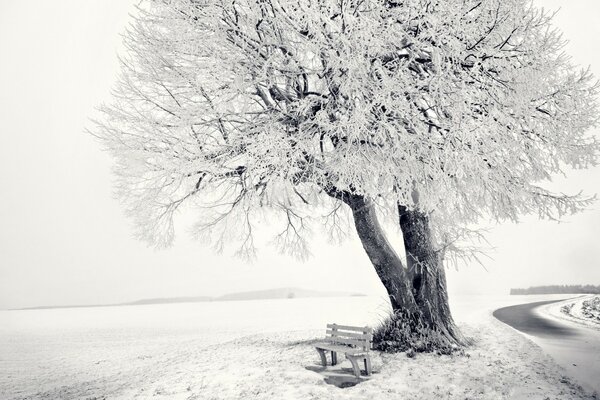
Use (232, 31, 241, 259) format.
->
(494, 297, 600, 394)
(493, 299, 576, 338)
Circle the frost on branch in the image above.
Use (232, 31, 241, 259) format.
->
(94, 0, 599, 257)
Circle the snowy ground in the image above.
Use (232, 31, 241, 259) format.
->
(1, 294, 598, 400)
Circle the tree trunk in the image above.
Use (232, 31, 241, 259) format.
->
(348, 196, 418, 312)
(398, 205, 465, 345)
(346, 194, 466, 352)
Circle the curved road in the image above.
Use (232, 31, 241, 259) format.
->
(493, 298, 600, 395)
(493, 299, 576, 338)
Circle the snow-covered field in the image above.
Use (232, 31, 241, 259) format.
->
(1, 294, 597, 400)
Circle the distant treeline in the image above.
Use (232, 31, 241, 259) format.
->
(510, 285, 600, 295)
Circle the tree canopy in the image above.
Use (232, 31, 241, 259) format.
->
(96, 0, 599, 256)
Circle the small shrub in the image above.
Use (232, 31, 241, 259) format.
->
(581, 296, 600, 322)
(561, 303, 574, 315)
(372, 309, 464, 356)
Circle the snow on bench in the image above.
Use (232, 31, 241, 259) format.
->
(314, 323, 373, 378)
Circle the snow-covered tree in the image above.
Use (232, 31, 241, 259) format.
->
(96, 0, 599, 351)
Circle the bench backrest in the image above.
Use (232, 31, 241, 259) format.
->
(325, 323, 373, 352)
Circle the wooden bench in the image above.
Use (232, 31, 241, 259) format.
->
(314, 323, 373, 378)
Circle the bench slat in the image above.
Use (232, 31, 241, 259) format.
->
(327, 323, 372, 333)
(323, 336, 369, 348)
(326, 329, 371, 340)
(314, 343, 368, 355)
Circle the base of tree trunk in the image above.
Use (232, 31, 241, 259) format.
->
(372, 308, 469, 356)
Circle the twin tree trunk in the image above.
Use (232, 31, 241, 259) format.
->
(347, 195, 465, 351)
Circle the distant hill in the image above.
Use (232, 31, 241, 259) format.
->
(125, 296, 213, 306)
(510, 285, 600, 295)
(215, 287, 364, 301)
(14, 287, 365, 310)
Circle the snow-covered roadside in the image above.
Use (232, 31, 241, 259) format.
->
(540, 295, 600, 330)
(18, 315, 597, 400)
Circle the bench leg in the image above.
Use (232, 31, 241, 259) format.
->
(331, 351, 337, 366)
(346, 355, 361, 378)
(364, 355, 372, 376)
(316, 348, 327, 367)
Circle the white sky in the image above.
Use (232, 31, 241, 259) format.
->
(0, 0, 599, 309)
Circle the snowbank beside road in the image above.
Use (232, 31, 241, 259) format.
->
(559, 295, 600, 328)
(540, 295, 600, 331)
